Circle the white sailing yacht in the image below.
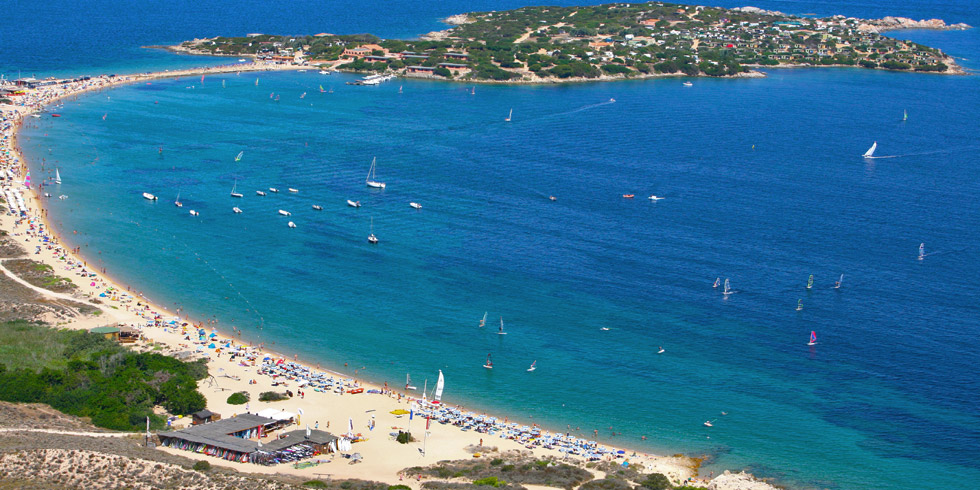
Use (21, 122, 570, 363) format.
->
(366, 157, 386, 189)
(368, 217, 378, 244)
(863, 141, 877, 158)
(230, 180, 243, 198)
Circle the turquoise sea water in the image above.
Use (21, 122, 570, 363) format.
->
(8, 2, 980, 490)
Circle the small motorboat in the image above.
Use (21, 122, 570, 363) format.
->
(287, 221, 297, 228)
(269, 187, 279, 193)
(347, 200, 361, 208)
(368, 233, 378, 244)
(288, 188, 299, 193)
(683, 81, 693, 87)
(648, 195, 665, 201)
(657, 347, 665, 354)
(622, 194, 635, 199)
(51, 114, 61, 118)
(58, 195, 68, 200)
(409, 202, 422, 210)
(233, 207, 243, 214)
(312, 205, 323, 210)
(278, 209, 291, 216)
(703, 420, 713, 427)
(609, 98, 615, 102)
(142, 192, 158, 201)
(256, 190, 266, 196)
(43, 192, 52, 197)
(549, 196, 557, 201)
(189, 210, 199, 216)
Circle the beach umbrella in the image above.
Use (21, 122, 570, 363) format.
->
(207, 343, 216, 348)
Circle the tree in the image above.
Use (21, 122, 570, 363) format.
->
(434, 67, 453, 78)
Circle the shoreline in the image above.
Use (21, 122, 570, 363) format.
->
(0, 63, 784, 490)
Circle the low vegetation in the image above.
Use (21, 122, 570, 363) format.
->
(5, 259, 76, 292)
(259, 391, 289, 402)
(0, 320, 207, 431)
(227, 391, 250, 405)
(405, 453, 592, 489)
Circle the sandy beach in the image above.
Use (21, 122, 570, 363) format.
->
(0, 62, 776, 490)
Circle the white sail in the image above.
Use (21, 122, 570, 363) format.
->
(723, 278, 731, 295)
(863, 141, 877, 158)
(434, 370, 445, 402)
(55, 169, 61, 184)
(366, 157, 386, 188)
(918, 243, 925, 259)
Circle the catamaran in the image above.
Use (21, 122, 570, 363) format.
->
(527, 360, 536, 372)
(497, 317, 507, 335)
(806, 274, 814, 290)
(235, 151, 244, 162)
(722, 278, 732, 295)
(479, 312, 487, 328)
(368, 217, 378, 244)
(54, 169, 61, 185)
(796, 299, 803, 311)
(918, 243, 925, 260)
(835, 274, 844, 289)
(483, 353, 493, 369)
(807, 331, 817, 346)
(505, 109, 512, 122)
(713, 278, 721, 288)
(863, 141, 877, 158)
(230, 180, 243, 198)
(405, 374, 417, 391)
(366, 157, 386, 189)
(433, 370, 445, 404)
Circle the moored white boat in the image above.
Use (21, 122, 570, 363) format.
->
(278, 209, 291, 216)
(142, 192, 158, 201)
(256, 190, 266, 196)
(233, 207, 243, 214)
(189, 210, 199, 216)
(312, 205, 323, 210)
(347, 200, 361, 208)
(288, 188, 298, 193)
(366, 157, 386, 189)
(288, 221, 297, 228)
(230, 180, 243, 198)
(410, 202, 422, 210)
(269, 187, 279, 193)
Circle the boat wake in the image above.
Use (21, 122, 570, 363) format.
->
(546, 99, 617, 118)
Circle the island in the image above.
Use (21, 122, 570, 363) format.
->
(166, 1, 969, 83)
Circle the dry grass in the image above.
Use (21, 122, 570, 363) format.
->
(403, 450, 593, 489)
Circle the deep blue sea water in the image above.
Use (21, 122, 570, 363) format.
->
(7, 1, 980, 490)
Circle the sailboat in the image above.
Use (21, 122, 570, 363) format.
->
(433, 370, 444, 404)
(255, 78, 259, 86)
(174, 189, 183, 207)
(796, 299, 803, 311)
(497, 317, 507, 335)
(807, 331, 817, 346)
(405, 373, 417, 391)
(918, 243, 925, 260)
(230, 180, 243, 198)
(835, 274, 843, 289)
(398, 86, 403, 94)
(483, 353, 493, 369)
(368, 217, 378, 244)
(712, 278, 721, 288)
(863, 141, 877, 158)
(903, 109, 908, 121)
(806, 274, 814, 290)
(527, 360, 536, 372)
(479, 312, 487, 328)
(235, 151, 244, 162)
(319, 85, 325, 93)
(722, 278, 732, 295)
(366, 157, 386, 189)
(54, 169, 61, 184)
(471, 87, 475, 95)
(505, 108, 512, 122)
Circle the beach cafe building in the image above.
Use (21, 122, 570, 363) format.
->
(158, 413, 337, 465)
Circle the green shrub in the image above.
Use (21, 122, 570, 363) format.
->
(640, 473, 671, 490)
(227, 391, 249, 405)
(396, 431, 415, 444)
(258, 391, 288, 402)
(473, 477, 506, 487)
(192, 460, 211, 472)
(490, 458, 504, 466)
(388, 486, 411, 490)
(304, 481, 328, 488)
